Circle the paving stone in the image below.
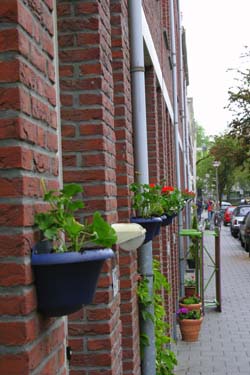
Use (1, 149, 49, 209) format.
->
(173, 224, 250, 374)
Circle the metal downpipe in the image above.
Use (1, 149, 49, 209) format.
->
(169, 0, 185, 297)
(128, 1, 155, 374)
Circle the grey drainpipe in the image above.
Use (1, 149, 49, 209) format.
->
(177, 3, 191, 236)
(169, 0, 185, 298)
(128, 1, 156, 375)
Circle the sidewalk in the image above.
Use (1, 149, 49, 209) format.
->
(173, 225, 250, 375)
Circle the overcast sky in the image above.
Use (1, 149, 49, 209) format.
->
(180, 0, 250, 136)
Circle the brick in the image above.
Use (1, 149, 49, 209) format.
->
(0, 289, 36, 315)
(0, 60, 19, 83)
(0, 28, 18, 52)
(71, 353, 112, 367)
(0, 146, 33, 170)
(58, 18, 99, 33)
(18, 1, 33, 37)
(61, 108, 103, 122)
(0, 204, 34, 227)
(0, 262, 33, 287)
(41, 30, 54, 58)
(0, 231, 35, 257)
(0, 118, 19, 139)
(0, 0, 18, 22)
(59, 65, 74, 77)
(0, 87, 20, 111)
(79, 62, 102, 75)
(0, 352, 29, 375)
(47, 59, 55, 83)
(0, 176, 40, 199)
(59, 48, 100, 63)
(87, 337, 112, 351)
(57, 3, 71, 17)
(30, 44, 47, 74)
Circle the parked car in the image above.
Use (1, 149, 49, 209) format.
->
(220, 201, 232, 215)
(245, 214, 250, 253)
(223, 206, 236, 226)
(230, 205, 250, 238)
(241, 211, 250, 252)
(239, 211, 250, 248)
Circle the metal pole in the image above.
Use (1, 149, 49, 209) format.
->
(128, 2, 155, 374)
(215, 228, 222, 312)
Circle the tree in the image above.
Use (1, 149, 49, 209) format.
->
(209, 135, 243, 201)
(196, 123, 214, 195)
(226, 48, 250, 156)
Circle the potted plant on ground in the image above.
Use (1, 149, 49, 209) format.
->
(179, 295, 202, 312)
(177, 307, 203, 342)
(129, 182, 163, 243)
(31, 181, 117, 317)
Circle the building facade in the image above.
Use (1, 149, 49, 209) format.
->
(0, 1, 194, 374)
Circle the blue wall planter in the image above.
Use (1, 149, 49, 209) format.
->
(161, 213, 177, 226)
(130, 217, 162, 244)
(31, 244, 114, 317)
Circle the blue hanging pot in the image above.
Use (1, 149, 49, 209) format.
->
(161, 214, 174, 226)
(31, 243, 114, 317)
(130, 217, 162, 244)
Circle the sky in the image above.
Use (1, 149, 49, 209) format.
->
(180, 0, 250, 137)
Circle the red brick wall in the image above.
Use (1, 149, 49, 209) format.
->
(0, 0, 66, 374)
(0, 0, 186, 373)
(57, 1, 122, 374)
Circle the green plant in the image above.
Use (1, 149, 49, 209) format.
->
(161, 186, 185, 215)
(130, 183, 164, 217)
(177, 308, 201, 320)
(181, 295, 201, 304)
(188, 215, 199, 260)
(184, 276, 196, 287)
(35, 181, 117, 252)
(181, 189, 196, 200)
(137, 259, 177, 375)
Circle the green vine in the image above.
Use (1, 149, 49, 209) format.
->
(137, 259, 177, 375)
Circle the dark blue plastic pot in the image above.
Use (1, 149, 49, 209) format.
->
(130, 216, 162, 244)
(161, 214, 174, 226)
(31, 245, 114, 317)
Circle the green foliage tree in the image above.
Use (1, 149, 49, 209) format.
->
(209, 134, 246, 201)
(226, 48, 250, 160)
(195, 123, 214, 194)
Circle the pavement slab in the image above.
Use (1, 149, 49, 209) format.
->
(173, 224, 250, 374)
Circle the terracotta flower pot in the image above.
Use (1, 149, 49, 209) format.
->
(179, 298, 202, 312)
(179, 317, 203, 342)
(184, 286, 196, 297)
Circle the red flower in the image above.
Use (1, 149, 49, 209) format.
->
(149, 183, 156, 188)
(162, 186, 174, 193)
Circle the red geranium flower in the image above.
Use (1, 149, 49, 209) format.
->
(162, 186, 174, 193)
(149, 183, 156, 188)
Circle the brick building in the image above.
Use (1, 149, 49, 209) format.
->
(0, 1, 194, 374)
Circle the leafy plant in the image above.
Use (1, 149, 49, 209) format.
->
(130, 182, 186, 218)
(181, 189, 195, 200)
(35, 181, 117, 252)
(161, 186, 185, 215)
(130, 183, 164, 217)
(188, 215, 199, 260)
(184, 276, 196, 287)
(137, 259, 177, 375)
(181, 295, 201, 304)
(176, 308, 201, 320)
